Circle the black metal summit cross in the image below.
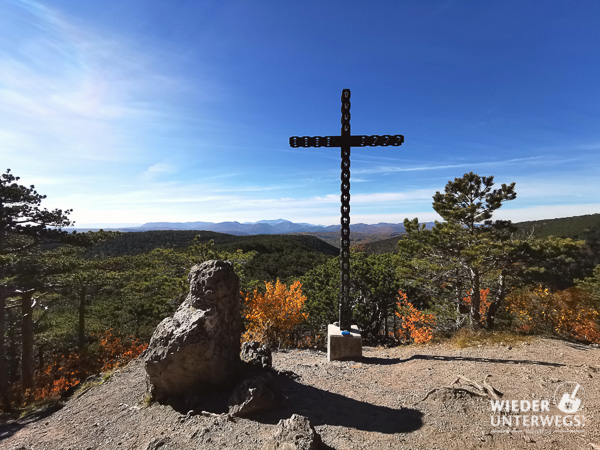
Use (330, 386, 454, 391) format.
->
(290, 89, 404, 331)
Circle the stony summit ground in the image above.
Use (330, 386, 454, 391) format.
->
(1, 337, 599, 450)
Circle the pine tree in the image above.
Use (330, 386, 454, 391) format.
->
(1, 169, 73, 405)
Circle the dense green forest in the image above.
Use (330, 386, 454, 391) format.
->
(87, 231, 337, 287)
(361, 212, 600, 288)
(88, 229, 338, 258)
(362, 213, 600, 254)
(516, 213, 600, 238)
(2, 168, 600, 411)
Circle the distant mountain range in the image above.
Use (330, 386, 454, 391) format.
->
(74, 219, 430, 236)
(71, 213, 600, 256)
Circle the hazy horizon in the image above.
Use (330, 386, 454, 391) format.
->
(73, 208, 600, 230)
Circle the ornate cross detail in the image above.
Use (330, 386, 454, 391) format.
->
(290, 89, 404, 331)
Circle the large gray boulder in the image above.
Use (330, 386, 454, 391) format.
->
(144, 260, 242, 401)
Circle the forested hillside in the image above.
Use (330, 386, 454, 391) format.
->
(357, 235, 405, 254)
(86, 230, 231, 256)
(88, 230, 337, 258)
(511, 214, 600, 285)
(294, 230, 402, 248)
(86, 231, 338, 285)
(362, 213, 600, 271)
(516, 213, 600, 238)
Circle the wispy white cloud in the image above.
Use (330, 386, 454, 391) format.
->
(352, 156, 545, 176)
(0, 0, 200, 172)
(141, 163, 178, 181)
(54, 180, 437, 225)
(511, 175, 600, 200)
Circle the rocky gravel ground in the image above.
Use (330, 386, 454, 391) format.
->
(1, 337, 599, 449)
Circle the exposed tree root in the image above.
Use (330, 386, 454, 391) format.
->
(416, 374, 503, 404)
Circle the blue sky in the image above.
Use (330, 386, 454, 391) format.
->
(1, 0, 600, 227)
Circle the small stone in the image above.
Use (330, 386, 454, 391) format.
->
(262, 414, 323, 450)
(145, 437, 172, 450)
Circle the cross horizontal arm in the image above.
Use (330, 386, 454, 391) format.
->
(290, 135, 404, 148)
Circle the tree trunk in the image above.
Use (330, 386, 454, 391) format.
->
(0, 293, 8, 409)
(78, 287, 87, 352)
(7, 307, 19, 384)
(486, 273, 506, 329)
(21, 291, 34, 397)
(470, 268, 481, 325)
(384, 304, 389, 338)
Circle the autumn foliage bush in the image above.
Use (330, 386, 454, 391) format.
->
(461, 288, 491, 324)
(242, 279, 308, 348)
(395, 291, 437, 344)
(18, 330, 147, 407)
(95, 330, 148, 372)
(506, 286, 600, 343)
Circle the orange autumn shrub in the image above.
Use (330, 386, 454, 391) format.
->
(30, 352, 85, 402)
(243, 279, 308, 348)
(462, 288, 491, 324)
(551, 289, 600, 343)
(506, 286, 600, 343)
(395, 291, 437, 344)
(26, 329, 147, 406)
(95, 329, 148, 372)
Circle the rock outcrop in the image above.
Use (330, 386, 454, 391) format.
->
(144, 260, 241, 401)
(240, 341, 273, 369)
(262, 414, 324, 450)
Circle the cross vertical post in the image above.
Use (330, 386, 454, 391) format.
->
(290, 89, 404, 334)
(339, 90, 352, 331)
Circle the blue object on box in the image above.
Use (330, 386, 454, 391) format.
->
(341, 330, 350, 336)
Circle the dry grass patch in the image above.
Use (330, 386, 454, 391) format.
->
(450, 328, 532, 348)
